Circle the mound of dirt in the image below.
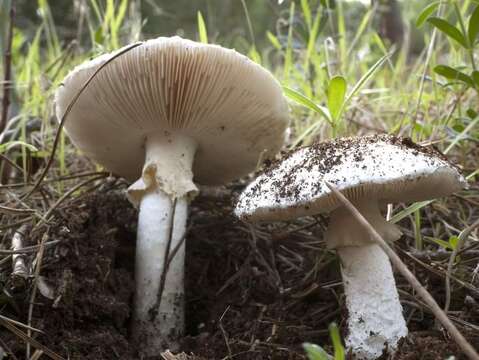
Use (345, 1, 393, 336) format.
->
(1, 181, 477, 359)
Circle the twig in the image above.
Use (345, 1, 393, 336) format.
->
(399, 248, 479, 294)
(0, 0, 15, 136)
(21, 42, 142, 201)
(324, 181, 479, 360)
(11, 224, 29, 288)
(0, 335, 19, 360)
(0, 315, 64, 360)
(409, 2, 444, 138)
(33, 174, 107, 229)
(0, 239, 60, 255)
(0, 204, 36, 215)
(26, 232, 48, 360)
(0, 170, 109, 189)
(216, 254, 252, 296)
(219, 305, 233, 359)
(0, 314, 43, 333)
(151, 197, 177, 319)
(408, 249, 479, 262)
(165, 222, 193, 271)
(0, 217, 32, 231)
(30, 350, 44, 360)
(0, 152, 26, 177)
(444, 218, 479, 313)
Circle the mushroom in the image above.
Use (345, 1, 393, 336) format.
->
(234, 134, 467, 359)
(55, 37, 289, 353)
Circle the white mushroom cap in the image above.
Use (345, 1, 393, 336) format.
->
(235, 134, 467, 222)
(55, 36, 289, 186)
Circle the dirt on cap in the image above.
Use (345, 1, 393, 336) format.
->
(238, 134, 459, 218)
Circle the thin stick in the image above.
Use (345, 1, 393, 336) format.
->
(1, 153, 26, 176)
(0, 170, 108, 189)
(0, 335, 19, 360)
(0, 315, 64, 360)
(0, 204, 36, 215)
(324, 181, 479, 360)
(0, 217, 32, 231)
(33, 174, 107, 229)
(219, 305, 233, 359)
(26, 232, 48, 360)
(0, 239, 60, 255)
(0, 0, 15, 136)
(410, 2, 444, 138)
(152, 197, 177, 319)
(21, 42, 142, 200)
(30, 350, 44, 360)
(0, 314, 43, 333)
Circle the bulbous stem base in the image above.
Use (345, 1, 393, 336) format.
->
(338, 244, 408, 359)
(327, 200, 407, 359)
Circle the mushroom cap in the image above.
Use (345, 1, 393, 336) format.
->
(235, 134, 467, 222)
(55, 37, 289, 185)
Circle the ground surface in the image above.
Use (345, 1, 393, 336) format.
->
(1, 180, 478, 359)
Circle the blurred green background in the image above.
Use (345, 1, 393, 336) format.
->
(3, 0, 430, 56)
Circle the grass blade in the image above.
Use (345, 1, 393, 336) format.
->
(390, 201, 433, 224)
(329, 323, 345, 360)
(416, 1, 441, 28)
(283, 86, 332, 124)
(343, 51, 391, 108)
(303, 343, 330, 360)
(468, 4, 479, 45)
(304, 6, 324, 67)
(301, 0, 312, 30)
(197, 11, 208, 44)
(444, 115, 479, 154)
(327, 75, 347, 122)
(337, 0, 347, 73)
(267, 31, 281, 50)
(283, 1, 295, 82)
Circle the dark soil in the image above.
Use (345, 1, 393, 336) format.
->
(1, 180, 478, 359)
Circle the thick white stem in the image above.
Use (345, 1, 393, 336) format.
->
(327, 200, 407, 359)
(132, 191, 187, 353)
(338, 245, 408, 359)
(128, 132, 197, 354)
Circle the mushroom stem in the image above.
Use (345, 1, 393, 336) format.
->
(128, 132, 198, 353)
(327, 200, 407, 359)
(132, 190, 187, 352)
(338, 244, 407, 359)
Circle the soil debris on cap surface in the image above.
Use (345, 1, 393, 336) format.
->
(262, 134, 446, 177)
(236, 134, 465, 220)
(0, 179, 478, 359)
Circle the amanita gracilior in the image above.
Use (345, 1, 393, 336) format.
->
(55, 37, 289, 353)
(235, 134, 467, 359)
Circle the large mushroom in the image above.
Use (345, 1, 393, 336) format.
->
(235, 134, 467, 359)
(55, 37, 289, 353)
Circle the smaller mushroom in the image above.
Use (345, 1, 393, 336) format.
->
(235, 134, 467, 359)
